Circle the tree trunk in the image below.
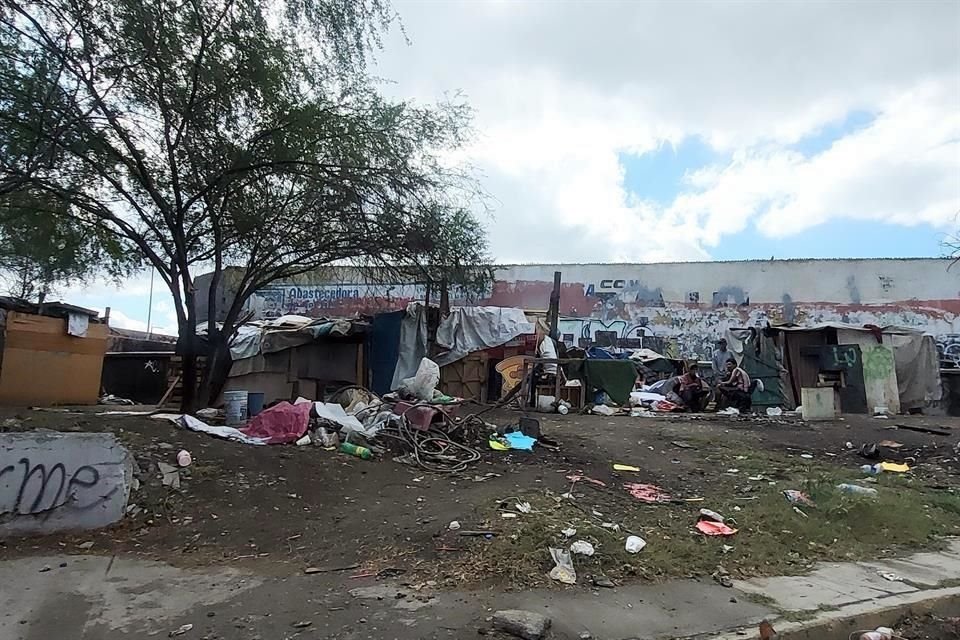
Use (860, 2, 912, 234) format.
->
(178, 291, 198, 413)
(199, 327, 232, 407)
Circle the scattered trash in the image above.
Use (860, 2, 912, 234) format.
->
(295, 434, 312, 446)
(340, 442, 373, 459)
(399, 357, 441, 401)
(569, 540, 595, 556)
(878, 461, 910, 473)
(515, 501, 532, 514)
(490, 432, 538, 451)
(292, 620, 313, 629)
(782, 490, 816, 507)
(561, 527, 577, 538)
(176, 450, 192, 467)
(501, 512, 518, 519)
(878, 440, 904, 449)
(799, 453, 813, 459)
(859, 443, 880, 459)
(195, 408, 218, 419)
(567, 474, 606, 487)
(717, 407, 740, 416)
(623, 482, 671, 503)
(169, 623, 193, 637)
(696, 521, 738, 536)
(698, 508, 725, 523)
(845, 441, 854, 449)
(158, 462, 181, 489)
(492, 609, 552, 640)
(613, 464, 640, 472)
(600, 522, 621, 532)
(625, 535, 646, 554)
(837, 483, 879, 497)
(861, 464, 883, 475)
(793, 506, 808, 518)
(722, 544, 734, 554)
(766, 407, 783, 417)
(591, 575, 615, 588)
(877, 570, 903, 582)
(712, 565, 733, 587)
(448, 521, 461, 531)
(548, 548, 577, 584)
(759, 620, 778, 640)
(38, 565, 51, 572)
(591, 405, 615, 416)
(671, 441, 694, 449)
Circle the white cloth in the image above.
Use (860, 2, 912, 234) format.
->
(151, 413, 268, 445)
(391, 303, 534, 390)
(538, 336, 558, 375)
(67, 312, 89, 337)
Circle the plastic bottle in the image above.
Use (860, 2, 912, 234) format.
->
(339, 442, 373, 460)
(859, 464, 882, 475)
(837, 483, 878, 497)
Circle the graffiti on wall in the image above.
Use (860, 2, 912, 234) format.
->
(247, 275, 960, 361)
(0, 458, 117, 519)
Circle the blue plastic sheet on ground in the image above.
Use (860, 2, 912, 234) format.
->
(504, 431, 537, 451)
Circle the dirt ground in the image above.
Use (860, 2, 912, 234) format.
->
(2, 405, 960, 592)
(895, 612, 960, 639)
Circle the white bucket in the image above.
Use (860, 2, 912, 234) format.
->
(223, 390, 249, 426)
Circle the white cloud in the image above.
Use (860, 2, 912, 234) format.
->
(374, 0, 960, 262)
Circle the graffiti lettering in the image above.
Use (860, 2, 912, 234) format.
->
(0, 458, 116, 518)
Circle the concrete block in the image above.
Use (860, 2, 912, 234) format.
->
(733, 563, 918, 611)
(0, 432, 133, 536)
(801, 388, 838, 421)
(861, 554, 960, 587)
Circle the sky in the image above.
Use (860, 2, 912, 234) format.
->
(63, 0, 960, 334)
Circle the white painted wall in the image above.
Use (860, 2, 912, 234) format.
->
(496, 258, 957, 304)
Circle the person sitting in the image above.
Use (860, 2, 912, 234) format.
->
(677, 366, 710, 412)
(716, 359, 752, 412)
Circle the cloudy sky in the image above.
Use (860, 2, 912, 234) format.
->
(69, 0, 960, 333)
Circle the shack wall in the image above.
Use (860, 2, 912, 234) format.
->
(0, 311, 108, 406)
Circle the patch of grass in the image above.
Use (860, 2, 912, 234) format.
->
(449, 444, 960, 588)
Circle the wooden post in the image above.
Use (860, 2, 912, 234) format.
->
(547, 271, 561, 340)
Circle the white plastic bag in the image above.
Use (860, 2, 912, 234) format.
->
(569, 540, 595, 556)
(400, 357, 441, 401)
(625, 535, 647, 553)
(548, 547, 577, 584)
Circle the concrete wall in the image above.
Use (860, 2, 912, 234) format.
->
(0, 433, 132, 536)
(196, 258, 960, 360)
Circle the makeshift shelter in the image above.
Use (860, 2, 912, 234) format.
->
(728, 323, 940, 414)
(0, 297, 107, 405)
(220, 315, 369, 404)
(389, 303, 535, 401)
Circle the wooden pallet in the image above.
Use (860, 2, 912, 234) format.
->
(159, 356, 206, 408)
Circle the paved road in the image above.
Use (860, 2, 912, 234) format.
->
(0, 554, 772, 639)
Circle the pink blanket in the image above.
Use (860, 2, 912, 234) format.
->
(240, 401, 312, 444)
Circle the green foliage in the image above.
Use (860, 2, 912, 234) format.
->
(0, 189, 138, 301)
(0, 0, 489, 405)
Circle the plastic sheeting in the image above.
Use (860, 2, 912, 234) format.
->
(390, 303, 533, 390)
(886, 331, 942, 410)
(226, 317, 355, 360)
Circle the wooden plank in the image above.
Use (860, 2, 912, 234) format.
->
(157, 374, 181, 408)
